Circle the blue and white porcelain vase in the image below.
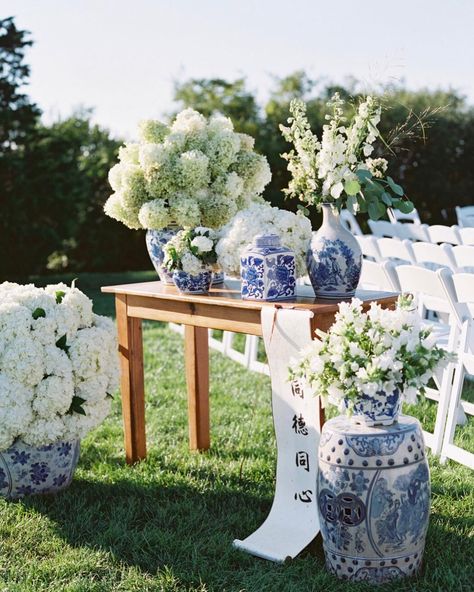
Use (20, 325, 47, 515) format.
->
(240, 234, 296, 301)
(212, 268, 225, 285)
(307, 204, 362, 298)
(146, 226, 180, 284)
(172, 269, 213, 294)
(0, 439, 80, 499)
(318, 415, 430, 584)
(348, 390, 402, 427)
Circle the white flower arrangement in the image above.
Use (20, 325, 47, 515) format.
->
(104, 109, 272, 231)
(163, 227, 218, 276)
(280, 94, 414, 219)
(0, 282, 119, 451)
(215, 202, 312, 278)
(289, 295, 451, 413)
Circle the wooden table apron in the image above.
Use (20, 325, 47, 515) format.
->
(102, 280, 397, 464)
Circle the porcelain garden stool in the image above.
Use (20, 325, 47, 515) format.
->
(317, 415, 430, 584)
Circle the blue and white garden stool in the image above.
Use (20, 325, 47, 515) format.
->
(317, 415, 430, 584)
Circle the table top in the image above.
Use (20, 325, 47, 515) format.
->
(102, 279, 398, 314)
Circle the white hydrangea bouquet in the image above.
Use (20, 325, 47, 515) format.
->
(216, 202, 312, 278)
(0, 282, 119, 451)
(280, 94, 413, 219)
(163, 227, 218, 275)
(104, 108, 271, 230)
(289, 296, 450, 422)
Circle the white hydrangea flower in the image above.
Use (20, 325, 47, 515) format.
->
(191, 235, 213, 253)
(0, 282, 119, 451)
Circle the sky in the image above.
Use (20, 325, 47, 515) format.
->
(5, 0, 474, 140)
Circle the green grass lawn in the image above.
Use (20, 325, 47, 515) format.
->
(1, 272, 473, 592)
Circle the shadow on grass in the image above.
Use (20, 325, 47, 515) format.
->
(17, 472, 473, 592)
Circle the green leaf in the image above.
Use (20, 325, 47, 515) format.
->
(68, 396, 87, 416)
(55, 334, 69, 353)
(344, 179, 361, 196)
(356, 168, 372, 182)
(368, 201, 386, 220)
(381, 192, 393, 206)
(346, 195, 358, 214)
(387, 176, 404, 196)
(357, 196, 368, 213)
(297, 204, 310, 216)
(55, 290, 66, 304)
(32, 307, 46, 320)
(394, 199, 415, 214)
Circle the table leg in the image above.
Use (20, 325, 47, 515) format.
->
(184, 325, 210, 450)
(116, 294, 146, 464)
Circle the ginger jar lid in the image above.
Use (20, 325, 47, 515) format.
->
(253, 234, 282, 248)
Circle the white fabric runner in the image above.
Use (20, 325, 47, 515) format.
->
(233, 307, 321, 562)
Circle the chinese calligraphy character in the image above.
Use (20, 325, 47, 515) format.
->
(291, 380, 304, 399)
(294, 489, 313, 503)
(296, 451, 310, 472)
(292, 413, 308, 435)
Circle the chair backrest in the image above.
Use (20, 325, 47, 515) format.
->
(450, 245, 474, 273)
(449, 272, 474, 320)
(377, 237, 416, 264)
(340, 209, 363, 236)
(388, 207, 421, 225)
(455, 205, 474, 228)
(403, 223, 430, 242)
(459, 227, 474, 245)
(356, 235, 382, 261)
(368, 219, 407, 239)
(411, 242, 457, 271)
(396, 265, 458, 321)
(428, 224, 462, 245)
(359, 260, 401, 292)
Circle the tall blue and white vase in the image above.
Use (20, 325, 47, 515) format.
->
(146, 226, 180, 285)
(0, 439, 80, 499)
(240, 234, 296, 301)
(307, 204, 362, 298)
(318, 415, 430, 584)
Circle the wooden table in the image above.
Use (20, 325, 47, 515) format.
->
(101, 280, 397, 464)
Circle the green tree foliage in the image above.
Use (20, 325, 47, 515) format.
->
(1, 16, 473, 277)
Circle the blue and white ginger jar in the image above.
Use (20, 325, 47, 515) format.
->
(307, 204, 362, 298)
(240, 234, 296, 301)
(172, 270, 213, 294)
(0, 439, 80, 499)
(146, 226, 180, 284)
(318, 415, 430, 584)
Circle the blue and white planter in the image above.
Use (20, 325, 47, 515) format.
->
(307, 204, 362, 299)
(146, 226, 180, 284)
(212, 269, 225, 285)
(318, 415, 430, 584)
(172, 270, 213, 294)
(0, 439, 80, 499)
(240, 234, 296, 301)
(347, 390, 402, 427)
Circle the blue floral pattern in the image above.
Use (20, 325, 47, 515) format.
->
(172, 270, 212, 294)
(318, 415, 430, 583)
(146, 227, 180, 284)
(0, 439, 80, 499)
(241, 235, 296, 301)
(307, 204, 362, 298)
(349, 390, 402, 426)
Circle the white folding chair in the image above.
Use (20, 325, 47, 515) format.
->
(340, 209, 363, 236)
(439, 272, 474, 468)
(455, 205, 474, 228)
(428, 224, 462, 245)
(388, 206, 421, 225)
(356, 235, 382, 261)
(368, 220, 407, 239)
(450, 245, 474, 273)
(459, 227, 474, 246)
(402, 223, 430, 242)
(359, 260, 401, 292)
(395, 266, 459, 454)
(377, 237, 416, 265)
(411, 242, 458, 271)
